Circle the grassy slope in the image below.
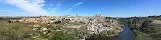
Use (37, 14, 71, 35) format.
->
(0, 20, 32, 40)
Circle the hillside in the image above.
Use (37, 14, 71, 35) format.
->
(120, 15, 161, 40)
(0, 15, 123, 40)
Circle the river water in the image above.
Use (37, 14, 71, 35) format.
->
(86, 26, 135, 40)
(111, 26, 135, 40)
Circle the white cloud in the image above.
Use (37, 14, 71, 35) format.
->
(66, 8, 73, 12)
(66, 2, 84, 12)
(47, 3, 62, 16)
(74, 2, 84, 7)
(57, 4, 62, 7)
(0, 10, 16, 11)
(0, 0, 46, 16)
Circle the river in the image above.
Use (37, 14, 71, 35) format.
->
(86, 26, 135, 40)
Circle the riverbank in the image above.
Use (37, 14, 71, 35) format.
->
(132, 30, 153, 40)
(112, 26, 135, 40)
(86, 26, 135, 40)
(121, 15, 161, 40)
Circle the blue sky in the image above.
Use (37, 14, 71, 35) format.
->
(0, 0, 161, 17)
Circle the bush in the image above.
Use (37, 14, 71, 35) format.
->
(48, 31, 79, 40)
